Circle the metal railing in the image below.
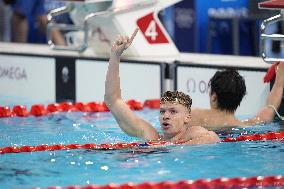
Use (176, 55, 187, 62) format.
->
(260, 10, 284, 63)
(46, 1, 157, 52)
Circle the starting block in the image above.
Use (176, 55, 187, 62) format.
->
(259, 0, 284, 63)
(47, 0, 181, 57)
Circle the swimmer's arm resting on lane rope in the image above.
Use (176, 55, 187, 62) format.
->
(244, 62, 284, 125)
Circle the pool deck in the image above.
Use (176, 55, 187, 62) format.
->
(0, 42, 269, 69)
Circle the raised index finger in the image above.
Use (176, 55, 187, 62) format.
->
(129, 28, 139, 44)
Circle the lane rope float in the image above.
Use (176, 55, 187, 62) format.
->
(38, 175, 284, 189)
(0, 99, 160, 118)
(1, 131, 284, 154)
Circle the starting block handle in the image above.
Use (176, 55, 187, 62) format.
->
(47, 1, 157, 52)
(47, 4, 89, 52)
(259, 0, 284, 63)
(46, 0, 181, 56)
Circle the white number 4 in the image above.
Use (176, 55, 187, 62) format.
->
(145, 20, 158, 41)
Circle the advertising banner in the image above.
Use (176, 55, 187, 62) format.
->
(76, 59, 162, 102)
(0, 54, 55, 104)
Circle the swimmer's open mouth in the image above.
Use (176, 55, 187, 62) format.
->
(162, 123, 171, 130)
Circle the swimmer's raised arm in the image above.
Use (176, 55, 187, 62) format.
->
(104, 28, 159, 140)
(246, 62, 284, 125)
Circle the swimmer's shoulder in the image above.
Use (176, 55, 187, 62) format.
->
(191, 108, 212, 115)
(191, 108, 212, 125)
(188, 125, 213, 135)
(188, 126, 220, 139)
(186, 126, 221, 144)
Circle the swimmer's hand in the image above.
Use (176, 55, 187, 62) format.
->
(111, 28, 139, 57)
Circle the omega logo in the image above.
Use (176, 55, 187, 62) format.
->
(186, 78, 209, 94)
(0, 66, 27, 80)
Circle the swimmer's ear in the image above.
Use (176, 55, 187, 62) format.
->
(210, 93, 218, 108)
(184, 113, 191, 124)
(211, 92, 217, 102)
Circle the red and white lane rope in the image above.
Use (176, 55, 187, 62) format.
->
(1, 131, 284, 155)
(38, 175, 284, 189)
(0, 99, 160, 118)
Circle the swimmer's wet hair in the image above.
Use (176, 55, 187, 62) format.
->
(160, 91, 192, 113)
(209, 69, 246, 112)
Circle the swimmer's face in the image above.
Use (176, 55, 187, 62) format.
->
(159, 102, 191, 139)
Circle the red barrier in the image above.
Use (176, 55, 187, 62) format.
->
(47, 103, 63, 113)
(12, 105, 29, 117)
(127, 99, 143, 110)
(0, 100, 123, 118)
(1, 131, 284, 155)
(87, 102, 105, 112)
(101, 102, 110, 112)
(75, 102, 92, 112)
(59, 102, 78, 112)
(143, 99, 160, 109)
(0, 106, 13, 118)
(30, 104, 47, 117)
(222, 131, 284, 142)
(38, 175, 284, 189)
(0, 98, 167, 118)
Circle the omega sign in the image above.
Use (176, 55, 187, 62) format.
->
(186, 78, 209, 94)
(0, 65, 27, 80)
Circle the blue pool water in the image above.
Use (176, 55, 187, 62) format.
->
(0, 98, 284, 189)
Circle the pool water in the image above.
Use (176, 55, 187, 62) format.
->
(0, 103, 284, 188)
